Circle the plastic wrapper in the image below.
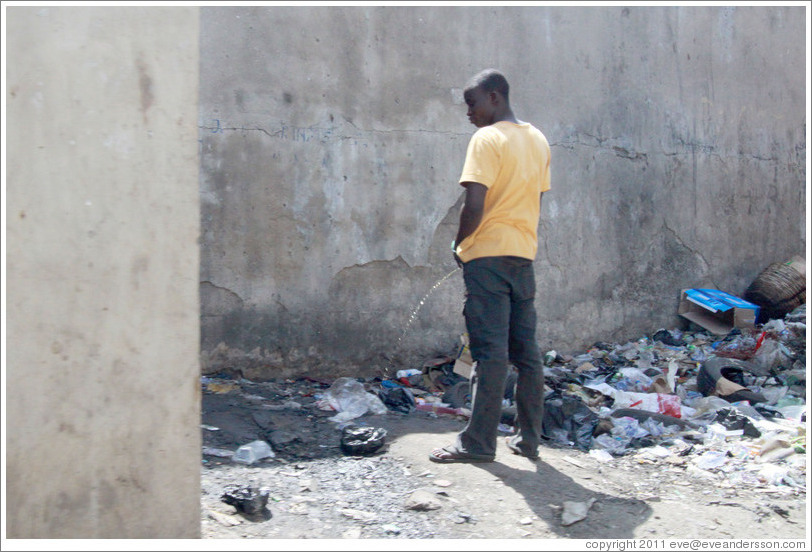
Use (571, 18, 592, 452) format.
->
(752, 338, 793, 371)
(221, 484, 271, 516)
(340, 426, 388, 456)
(232, 440, 275, 464)
(614, 368, 653, 392)
(693, 450, 728, 470)
(323, 377, 389, 423)
(592, 433, 629, 455)
(541, 393, 599, 451)
(377, 386, 416, 414)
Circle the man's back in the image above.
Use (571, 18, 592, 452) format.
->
(456, 120, 551, 262)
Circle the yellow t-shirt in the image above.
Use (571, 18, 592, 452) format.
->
(456, 121, 551, 263)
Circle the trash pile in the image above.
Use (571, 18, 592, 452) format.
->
(547, 306, 805, 477)
(201, 300, 805, 491)
(311, 304, 806, 489)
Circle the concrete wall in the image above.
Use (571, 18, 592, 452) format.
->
(5, 7, 201, 538)
(198, 6, 806, 379)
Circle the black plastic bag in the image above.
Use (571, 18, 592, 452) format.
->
(378, 386, 416, 414)
(221, 484, 271, 518)
(713, 408, 762, 438)
(653, 328, 686, 347)
(541, 393, 599, 451)
(340, 426, 388, 456)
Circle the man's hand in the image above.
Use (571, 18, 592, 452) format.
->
(453, 182, 487, 269)
(452, 240, 463, 268)
(453, 251, 463, 268)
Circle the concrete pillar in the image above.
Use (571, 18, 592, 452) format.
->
(5, 7, 201, 538)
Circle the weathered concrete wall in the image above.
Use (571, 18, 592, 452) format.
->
(198, 6, 806, 379)
(6, 7, 201, 537)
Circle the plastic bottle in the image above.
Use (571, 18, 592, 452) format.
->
(396, 369, 422, 379)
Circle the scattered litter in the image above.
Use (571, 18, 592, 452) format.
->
(693, 450, 729, 470)
(396, 368, 422, 379)
(542, 393, 599, 451)
(377, 386, 416, 414)
(232, 440, 275, 464)
(199, 299, 805, 496)
(416, 403, 471, 417)
(713, 408, 761, 437)
(589, 449, 614, 463)
(339, 426, 388, 456)
(220, 484, 271, 518)
(757, 464, 791, 486)
(320, 377, 389, 423)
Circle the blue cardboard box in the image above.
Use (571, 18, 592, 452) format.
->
(678, 288, 761, 335)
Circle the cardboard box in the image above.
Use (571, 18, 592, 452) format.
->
(678, 288, 761, 335)
(453, 334, 476, 379)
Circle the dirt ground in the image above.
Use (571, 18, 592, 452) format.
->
(199, 377, 808, 544)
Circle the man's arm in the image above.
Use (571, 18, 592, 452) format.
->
(453, 182, 488, 266)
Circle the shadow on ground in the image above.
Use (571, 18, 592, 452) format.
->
(472, 459, 652, 539)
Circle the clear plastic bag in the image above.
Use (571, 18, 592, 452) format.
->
(325, 377, 388, 423)
(232, 440, 275, 464)
(611, 390, 682, 418)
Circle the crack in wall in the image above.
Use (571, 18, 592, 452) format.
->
(661, 221, 711, 276)
(198, 123, 469, 141)
(333, 255, 415, 279)
(612, 146, 648, 162)
(198, 124, 283, 138)
(200, 280, 245, 304)
(340, 117, 469, 138)
(553, 134, 786, 164)
(200, 122, 793, 166)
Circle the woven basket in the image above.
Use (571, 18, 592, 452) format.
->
(744, 255, 806, 324)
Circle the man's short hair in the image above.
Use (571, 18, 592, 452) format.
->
(466, 69, 510, 100)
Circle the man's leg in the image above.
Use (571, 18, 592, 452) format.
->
(507, 260, 545, 458)
(455, 258, 511, 457)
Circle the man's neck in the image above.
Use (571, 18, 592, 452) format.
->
(493, 107, 518, 124)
